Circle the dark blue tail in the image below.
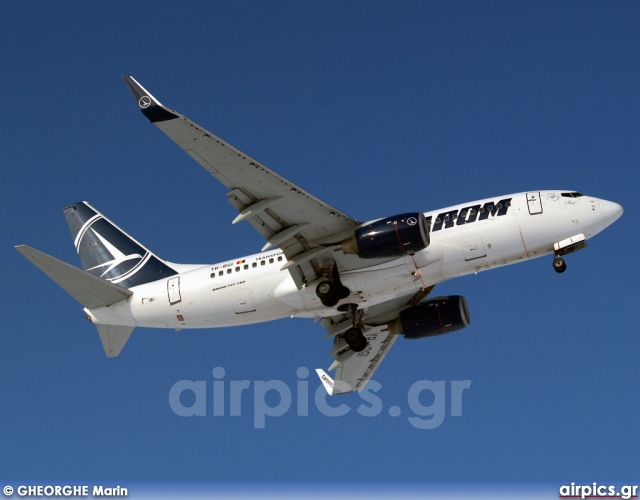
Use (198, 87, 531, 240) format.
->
(63, 202, 177, 289)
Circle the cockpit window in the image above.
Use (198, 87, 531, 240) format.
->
(561, 192, 584, 198)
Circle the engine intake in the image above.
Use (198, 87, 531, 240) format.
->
(341, 212, 429, 259)
(388, 296, 470, 339)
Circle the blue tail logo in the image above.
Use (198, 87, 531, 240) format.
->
(64, 202, 177, 289)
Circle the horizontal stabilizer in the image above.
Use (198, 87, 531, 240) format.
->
(15, 245, 132, 309)
(96, 324, 135, 358)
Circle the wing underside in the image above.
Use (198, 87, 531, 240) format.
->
(318, 287, 435, 394)
(123, 76, 361, 288)
(123, 76, 433, 392)
(330, 324, 399, 394)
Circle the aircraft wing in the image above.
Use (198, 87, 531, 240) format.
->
(123, 76, 361, 288)
(317, 288, 433, 394)
(319, 323, 399, 395)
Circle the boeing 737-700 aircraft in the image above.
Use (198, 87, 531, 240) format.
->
(16, 76, 623, 394)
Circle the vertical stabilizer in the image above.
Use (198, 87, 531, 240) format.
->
(63, 202, 177, 289)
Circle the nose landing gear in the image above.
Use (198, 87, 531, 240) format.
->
(552, 234, 588, 274)
(553, 256, 567, 273)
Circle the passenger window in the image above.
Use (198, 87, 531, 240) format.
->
(269, 258, 274, 264)
(219, 271, 223, 276)
(244, 264, 249, 270)
(277, 256, 282, 262)
(227, 269, 232, 274)
(261, 261, 265, 266)
(210, 273, 215, 279)
(235, 266, 240, 272)
(252, 263, 257, 268)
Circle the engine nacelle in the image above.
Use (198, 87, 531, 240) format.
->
(388, 296, 470, 339)
(341, 212, 429, 259)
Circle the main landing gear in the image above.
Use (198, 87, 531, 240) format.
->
(315, 262, 350, 307)
(341, 303, 367, 353)
(344, 326, 367, 352)
(315, 261, 367, 352)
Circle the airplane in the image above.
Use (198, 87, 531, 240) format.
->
(15, 76, 623, 395)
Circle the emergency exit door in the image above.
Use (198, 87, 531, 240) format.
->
(230, 289, 256, 314)
(527, 192, 543, 215)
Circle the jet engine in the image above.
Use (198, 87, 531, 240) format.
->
(388, 296, 470, 339)
(341, 212, 429, 259)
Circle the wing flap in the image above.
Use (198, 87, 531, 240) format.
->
(154, 114, 358, 240)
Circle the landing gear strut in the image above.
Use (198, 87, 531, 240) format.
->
(342, 304, 367, 352)
(552, 235, 588, 274)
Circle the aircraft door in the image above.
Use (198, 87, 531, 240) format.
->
(167, 277, 182, 305)
(460, 233, 487, 261)
(230, 289, 256, 314)
(526, 192, 543, 215)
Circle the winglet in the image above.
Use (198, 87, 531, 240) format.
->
(122, 75, 179, 123)
(315, 369, 335, 396)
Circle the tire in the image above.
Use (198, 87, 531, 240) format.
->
(553, 258, 566, 273)
(316, 280, 334, 299)
(344, 327, 367, 352)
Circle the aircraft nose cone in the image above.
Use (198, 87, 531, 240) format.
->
(599, 199, 623, 228)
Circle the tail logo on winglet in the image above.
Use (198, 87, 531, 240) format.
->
(139, 96, 151, 108)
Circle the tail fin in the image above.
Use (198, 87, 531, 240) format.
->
(64, 202, 177, 289)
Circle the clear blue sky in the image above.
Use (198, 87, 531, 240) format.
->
(1, 1, 638, 481)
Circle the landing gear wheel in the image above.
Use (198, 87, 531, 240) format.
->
(316, 280, 340, 307)
(553, 257, 566, 273)
(344, 327, 367, 353)
(316, 280, 350, 307)
(316, 280, 334, 300)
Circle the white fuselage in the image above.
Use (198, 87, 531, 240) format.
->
(84, 191, 621, 330)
